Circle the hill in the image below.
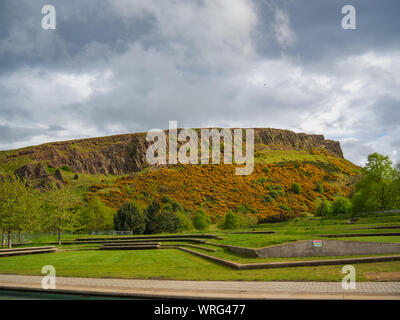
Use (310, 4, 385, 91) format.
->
(0, 128, 360, 221)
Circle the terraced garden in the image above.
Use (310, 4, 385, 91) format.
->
(1, 213, 400, 281)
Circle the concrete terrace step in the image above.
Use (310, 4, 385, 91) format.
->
(53, 238, 208, 245)
(226, 231, 275, 234)
(99, 245, 160, 250)
(0, 246, 57, 257)
(101, 242, 161, 246)
(75, 234, 222, 241)
(0, 246, 55, 253)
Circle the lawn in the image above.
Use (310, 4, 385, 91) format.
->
(0, 249, 399, 282)
(1, 213, 399, 282)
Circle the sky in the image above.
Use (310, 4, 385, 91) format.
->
(0, 0, 399, 165)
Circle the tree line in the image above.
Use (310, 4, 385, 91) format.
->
(315, 153, 400, 217)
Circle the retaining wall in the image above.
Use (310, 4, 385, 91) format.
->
(221, 240, 400, 258)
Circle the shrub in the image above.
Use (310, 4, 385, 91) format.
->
(236, 204, 258, 214)
(256, 177, 267, 185)
(237, 212, 258, 228)
(220, 211, 240, 229)
(291, 183, 301, 194)
(269, 190, 279, 199)
(192, 209, 211, 231)
(264, 195, 273, 203)
(73, 174, 79, 180)
(61, 165, 72, 172)
(114, 202, 146, 234)
(331, 197, 352, 216)
(279, 204, 290, 211)
(171, 200, 184, 212)
(161, 195, 173, 204)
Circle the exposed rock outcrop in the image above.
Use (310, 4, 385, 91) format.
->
(14, 163, 49, 180)
(4, 128, 344, 176)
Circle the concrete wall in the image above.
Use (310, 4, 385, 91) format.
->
(224, 240, 400, 258)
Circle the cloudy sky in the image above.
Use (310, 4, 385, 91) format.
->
(0, 0, 399, 165)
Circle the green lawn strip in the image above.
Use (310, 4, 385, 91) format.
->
(206, 234, 310, 248)
(0, 250, 398, 281)
(255, 214, 400, 232)
(206, 231, 400, 248)
(178, 245, 400, 264)
(332, 236, 400, 243)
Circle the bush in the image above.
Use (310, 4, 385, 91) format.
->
(331, 197, 352, 216)
(220, 211, 240, 229)
(192, 209, 211, 231)
(237, 212, 258, 228)
(264, 195, 273, 203)
(256, 177, 267, 185)
(73, 174, 79, 180)
(114, 202, 146, 234)
(236, 204, 258, 214)
(279, 204, 290, 211)
(61, 165, 72, 172)
(269, 190, 279, 199)
(291, 183, 301, 194)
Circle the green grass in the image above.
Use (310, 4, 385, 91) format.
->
(0, 250, 399, 282)
(254, 149, 328, 164)
(2, 212, 400, 282)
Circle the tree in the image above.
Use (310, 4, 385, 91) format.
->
(156, 210, 180, 233)
(0, 177, 42, 248)
(352, 153, 398, 212)
(314, 198, 332, 224)
(80, 197, 114, 232)
(364, 153, 394, 181)
(114, 202, 146, 234)
(331, 197, 352, 216)
(144, 199, 161, 234)
(175, 211, 193, 231)
(42, 184, 79, 245)
(220, 211, 240, 229)
(192, 209, 211, 231)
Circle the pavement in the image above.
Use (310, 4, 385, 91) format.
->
(0, 274, 400, 299)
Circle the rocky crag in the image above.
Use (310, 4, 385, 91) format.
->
(0, 128, 343, 180)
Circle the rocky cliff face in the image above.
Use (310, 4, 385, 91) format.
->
(1, 128, 344, 177)
(254, 128, 343, 158)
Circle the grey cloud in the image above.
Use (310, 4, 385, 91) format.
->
(0, 0, 399, 166)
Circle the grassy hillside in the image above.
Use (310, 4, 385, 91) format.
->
(0, 134, 361, 222)
(84, 149, 360, 222)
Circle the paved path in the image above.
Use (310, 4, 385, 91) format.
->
(0, 274, 399, 299)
